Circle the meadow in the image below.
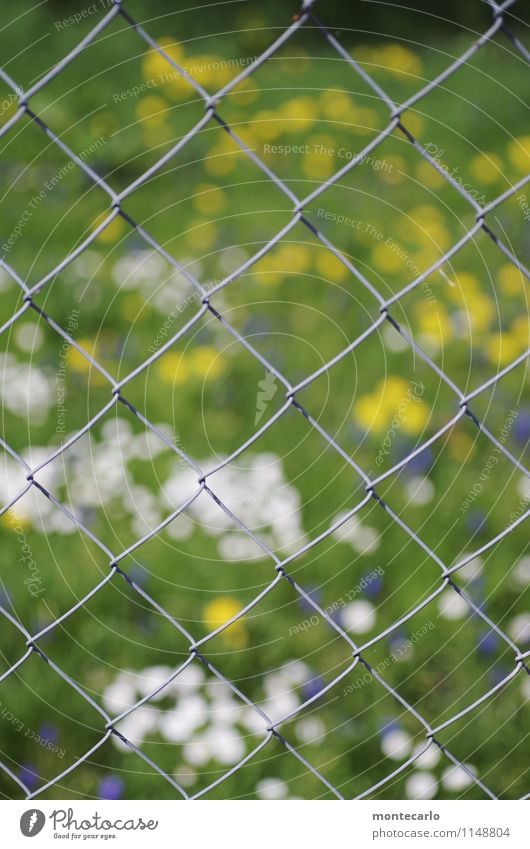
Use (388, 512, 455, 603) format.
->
(0, 0, 528, 800)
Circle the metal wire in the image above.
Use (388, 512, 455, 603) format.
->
(0, 0, 529, 801)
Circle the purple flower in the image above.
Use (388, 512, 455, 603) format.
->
(39, 723, 58, 745)
(466, 510, 487, 534)
(403, 447, 434, 476)
(489, 665, 510, 688)
(389, 630, 408, 654)
(302, 675, 325, 702)
(98, 775, 125, 800)
(477, 631, 498, 656)
(514, 410, 530, 444)
(20, 763, 39, 792)
(379, 719, 400, 738)
(127, 564, 149, 589)
(363, 575, 383, 598)
(298, 587, 321, 613)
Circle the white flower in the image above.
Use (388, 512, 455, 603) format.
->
(405, 771, 438, 799)
(412, 742, 441, 770)
(256, 777, 288, 799)
(508, 614, 530, 644)
(442, 763, 476, 792)
(380, 729, 412, 761)
(437, 591, 468, 620)
(342, 600, 376, 633)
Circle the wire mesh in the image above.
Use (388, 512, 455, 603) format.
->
(0, 0, 529, 801)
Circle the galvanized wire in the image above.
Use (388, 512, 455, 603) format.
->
(0, 0, 529, 801)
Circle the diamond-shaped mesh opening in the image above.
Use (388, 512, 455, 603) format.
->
(0, 0, 528, 803)
(295, 327, 457, 477)
(0, 117, 111, 285)
(273, 668, 429, 799)
(0, 652, 105, 796)
(376, 415, 529, 564)
(434, 674, 529, 799)
(0, 489, 111, 633)
(119, 118, 295, 260)
(38, 573, 191, 713)
(29, 18, 215, 192)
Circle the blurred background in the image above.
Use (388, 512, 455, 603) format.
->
(0, 0, 528, 800)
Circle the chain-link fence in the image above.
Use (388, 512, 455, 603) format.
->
(0, 0, 529, 800)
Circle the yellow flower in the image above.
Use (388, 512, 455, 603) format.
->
(276, 244, 310, 274)
(379, 376, 411, 410)
(186, 55, 232, 88)
(281, 97, 317, 133)
(463, 291, 495, 333)
(469, 152, 503, 184)
(353, 107, 380, 134)
(302, 150, 335, 180)
(186, 220, 218, 250)
(230, 77, 259, 105)
(203, 597, 247, 646)
(377, 154, 406, 185)
(372, 240, 403, 273)
(188, 346, 225, 380)
(445, 271, 479, 303)
(409, 205, 443, 224)
(156, 352, 189, 385)
(204, 145, 237, 176)
(415, 159, 446, 189)
(92, 213, 125, 244)
(416, 220, 451, 251)
(485, 331, 524, 365)
(354, 393, 382, 432)
(511, 316, 529, 347)
(353, 376, 427, 434)
(319, 90, 356, 124)
(143, 38, 185, 83)
(415, 301, 453, 345)
(404, 112, 424, 137)
(141, 122, 174, 150)
(68, 338, 106, 384)
(316, 251, 349, 282)
(247, 110, 283, 142)
(1, 511, 29, 529)
(401, 400, 429, 435)
(253, 244, 310, 285)
(165, 73, 193, 102)
(253, 253, 282, 286)
(135, 95, 168, 127)
(193, 184, 227, 215)
(380, 44, 422, 78)
(497, 263, 524, 296)
(507, 135, 530, 173)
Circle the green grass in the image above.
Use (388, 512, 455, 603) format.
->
(0, 1, 528, 800)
